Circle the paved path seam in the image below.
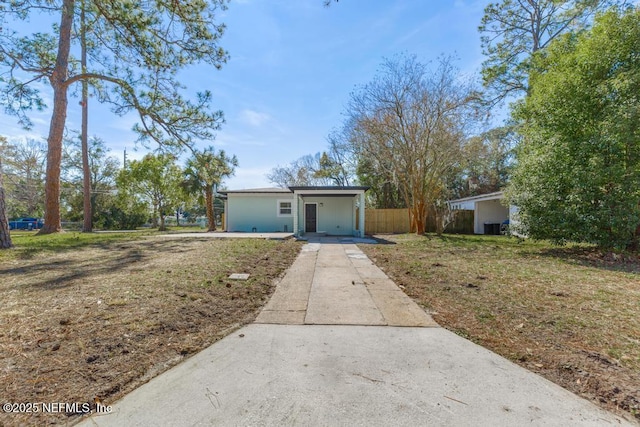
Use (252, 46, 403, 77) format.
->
(256, 239, 438, 327)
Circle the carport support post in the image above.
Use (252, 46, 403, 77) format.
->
(358, 192, 365, 237)
(292, 193, 299, 236)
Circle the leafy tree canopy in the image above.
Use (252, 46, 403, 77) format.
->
(183, 147, 237, 231)
(117, 153, 183, 231)
(507, 7, 640, 250)
(0, 0, 229, 233)
(479, 0, 624, 104)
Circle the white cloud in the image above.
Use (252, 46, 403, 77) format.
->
(4, 132, 47, 144)
(239, 109, 271, 127)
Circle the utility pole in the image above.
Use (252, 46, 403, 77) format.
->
(80, 0, 92, 232)
(124, 148, 127, 168)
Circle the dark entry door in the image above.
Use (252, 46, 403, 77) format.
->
(305, 204, 317, 233)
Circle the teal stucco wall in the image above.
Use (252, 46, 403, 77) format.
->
(226, 194, 294, 232)
(301, 196, 354, 235)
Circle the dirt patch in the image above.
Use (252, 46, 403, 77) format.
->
(360, 234, 640, 423)
(0, 237, 301, 426)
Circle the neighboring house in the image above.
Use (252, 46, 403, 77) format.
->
(218, 186, 369, 237)
(449, 191, 518, 235)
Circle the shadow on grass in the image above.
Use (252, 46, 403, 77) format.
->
(0, 239, 203, 290)
(442, 234, 640, 274)
(365, 235, 397, 245)
(369, 232, 640, 274)
(536, 246, 640, 274)
(370, 232, 519, 247)
(436, 233, 523, 246)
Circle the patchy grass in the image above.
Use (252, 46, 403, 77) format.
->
(1, 228, 229, 258)
(360, 234, 640, 422)
(2, 231, 153, 258)
(0, 235, 301, 426)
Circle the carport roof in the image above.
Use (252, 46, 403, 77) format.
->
(288, 186, 370, 197)
(217, 187, 291, 195)
(218, 186, 370, 197)
(288, 186, 369, 191)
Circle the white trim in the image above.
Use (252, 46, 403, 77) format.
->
(223, 199, 228, 230)
(293, 195, 299, 235)
(277, 199, 293, 217)
(449, 191, 504, 204)
(291, 188, 366, 197)
(358, 192, 365, 237)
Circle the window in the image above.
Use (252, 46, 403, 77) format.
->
(278, 200, 292, 216)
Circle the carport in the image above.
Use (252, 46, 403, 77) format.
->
(449, 191, 510, 235)
(289, 186, 369, 238)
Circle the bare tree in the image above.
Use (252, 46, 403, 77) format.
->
(3, 139, 47, 217)
(347, 54, 478, 235)
(61, 135, 120, 225)
(324, 129, 356, 186)
(267, 153, 334, 187)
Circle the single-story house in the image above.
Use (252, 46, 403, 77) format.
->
(218, 186, 369, 238)
(449, 191, 518, 234)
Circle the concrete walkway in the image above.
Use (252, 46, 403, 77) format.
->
(256, 238, 437, 327)
(79, 238, 633, 427)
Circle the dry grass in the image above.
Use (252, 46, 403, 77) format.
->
(360, 233, 640, 422)
(0, 234, 301, 426)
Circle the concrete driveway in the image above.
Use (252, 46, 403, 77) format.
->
(79, 238, 633, 426)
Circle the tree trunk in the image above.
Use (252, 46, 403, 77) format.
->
(205, 187, 216, 232)
(40, 0, 75, 235)
(630, 221, 640, 252)
(81, 96, 92, 232)
(80, 0, 92, 233)
(408, 207, 416, 233)
(435, 210, 444, 236)
(151, 204, 158, 228)
(412, 200, 426, 235)
(0, 157, 13, 249)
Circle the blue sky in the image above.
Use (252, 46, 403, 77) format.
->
(0, 0, 493, 189)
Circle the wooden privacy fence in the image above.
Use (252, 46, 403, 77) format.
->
(445, 210, 474, 234)
(365, 208, 474, 235)
(365, 209, 410, 234)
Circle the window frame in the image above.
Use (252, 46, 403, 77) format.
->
(277, 199, 293, 217)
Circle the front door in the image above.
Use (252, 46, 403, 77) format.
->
(305, 203, 317, 233)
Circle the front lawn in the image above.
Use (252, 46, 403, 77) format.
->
(0, 233, 301, 426)
(360, 233, 639, 421)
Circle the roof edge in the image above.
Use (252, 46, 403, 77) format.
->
(449, 191, 504, 204)
(218, 187, 291, 195)
(288, 186, 370, 191)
